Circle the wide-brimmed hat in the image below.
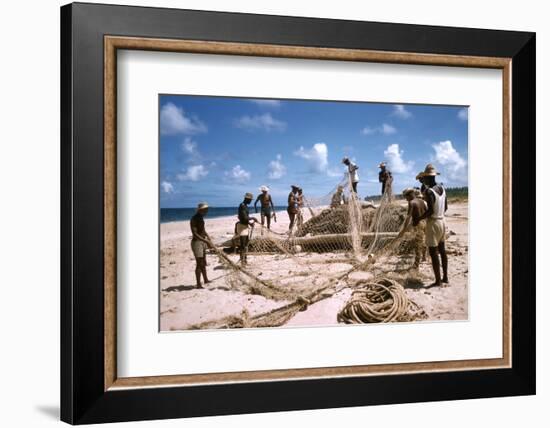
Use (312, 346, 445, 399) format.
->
(196, 201, 209, 211)
(402, 188, 415, 198)
(259, 185, 269, 192)
(244, 192, 254, 199)
(415, 171, 425, 180)
(378, 162, 386, 168)
(423, 163, 441, 176)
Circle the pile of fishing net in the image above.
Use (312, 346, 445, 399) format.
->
(203, 175, 427, 328)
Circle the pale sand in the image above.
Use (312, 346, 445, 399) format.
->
(160, 202, 469, 331)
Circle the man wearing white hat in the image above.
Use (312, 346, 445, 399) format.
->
(254, 185, 276, 231)
(418, 164, 449, 287)
(190, 202, 212, 288)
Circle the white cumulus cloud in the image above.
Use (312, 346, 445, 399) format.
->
(383, 143, 414, 173)
(177, 164, 209, 182)
(294, 143, 328, 173)
(249, 99, 282, 108)
(391, 104, 412, 119)
(161, 181, 174, 193)
(458, 107, 468, 121)
(268, 154, 286, 179)
(361, 123, 397, 136)
(225, 165, 251, 183)
(160, 102, 207, 136)
(432, 140, 467, 181)
(234, 113, 286, 132)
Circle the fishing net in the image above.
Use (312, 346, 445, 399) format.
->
(194, 172, 425, 329)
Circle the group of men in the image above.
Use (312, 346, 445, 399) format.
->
(341, 157, 394, 199)
(189, 161, 448, 289)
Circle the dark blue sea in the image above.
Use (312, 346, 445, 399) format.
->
(160, 206, 287, 224)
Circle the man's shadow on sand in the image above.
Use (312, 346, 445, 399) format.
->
(163, 285, 197, 292)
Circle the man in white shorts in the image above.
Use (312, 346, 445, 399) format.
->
(418, 164, 449, 287)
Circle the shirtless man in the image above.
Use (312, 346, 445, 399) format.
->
(287, 185, 299, 233)
(190, 202, 212, 288)
(254, 185, 276, 231)
(331, 185, 346, 208)
(418, 164, 449, 287)
(397, 188, 427, 269)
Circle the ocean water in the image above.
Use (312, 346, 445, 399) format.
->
(160, 206, 287, 224)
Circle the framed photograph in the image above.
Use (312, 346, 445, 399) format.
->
(61, 2, 535, 424)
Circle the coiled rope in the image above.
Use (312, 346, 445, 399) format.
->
(337, 278, 426, 324)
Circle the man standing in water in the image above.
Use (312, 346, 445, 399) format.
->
(397, 188, 427, 269)
(190, 202, 212, 289)
(378, 162, 393, 198)
(418, 164, 449, 287)
(236, 192, 258, 266)
(342, 157, 360, 194)
(254, 185, 276, 231)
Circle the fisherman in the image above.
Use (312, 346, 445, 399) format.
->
(397, 188, 427, 269)
(190, 202, 213, 289)
(254, 185, 276, 231)
(342, 157, 360, 194)
(418, 164, 449, 286)
(236, 192, 258, 266)
(331, 185, 346, 208)
(379, 162, 393, 198)
(287, 185, 300, 233)
(296, 187, 305, 229)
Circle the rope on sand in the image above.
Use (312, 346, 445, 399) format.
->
(337, 277, 427, 324)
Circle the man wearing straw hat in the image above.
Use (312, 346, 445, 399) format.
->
(378, 162, 393, 198)
(418, 164, 449, 286)
(236, 192, 258, 266)
(254, 185, 276, 231)
(190, 202, 213, 289)
(397, 188, 427, 269)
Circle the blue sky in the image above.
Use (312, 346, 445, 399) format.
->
(159, 95, 468, 208)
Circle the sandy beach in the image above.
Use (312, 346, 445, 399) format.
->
(160, 201, 468, 331)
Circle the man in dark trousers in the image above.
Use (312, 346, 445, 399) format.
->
(235, 192, 258, 266)
(378, 162, 393, 198)
(190, 202, 212, 288)
(418, 164, 449, 287)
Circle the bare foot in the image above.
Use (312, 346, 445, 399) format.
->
(428, 282, 442, 288)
